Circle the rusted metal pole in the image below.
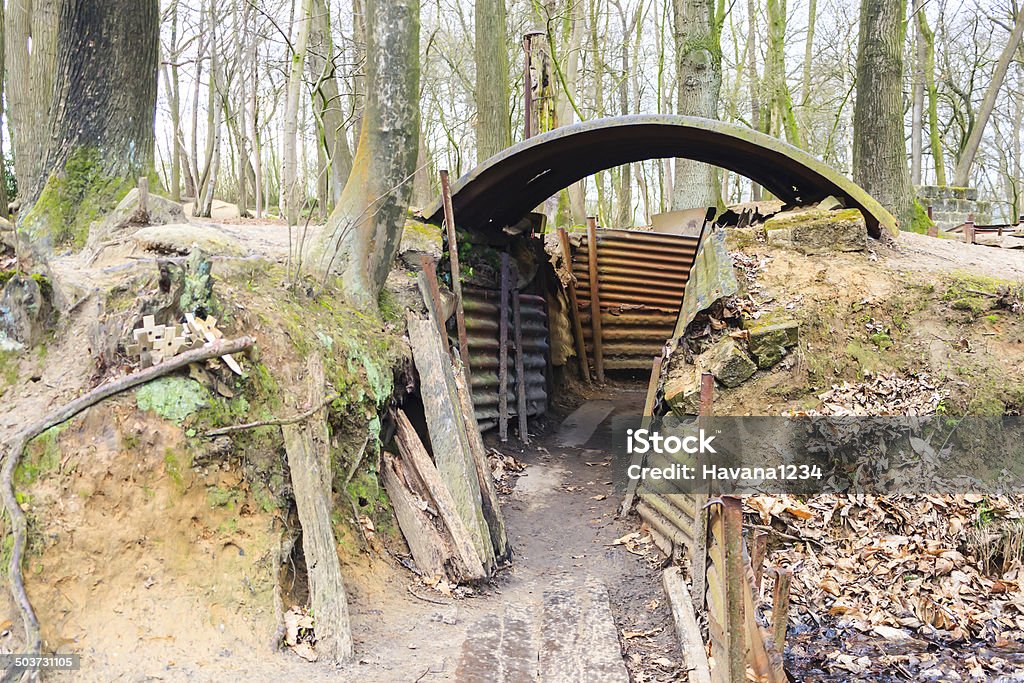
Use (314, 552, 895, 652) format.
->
(691, 372, 714, 613)
(771, 568, 793, 651)
(722, 496, 747, 683)
(586, 217, 605, 382)
(964, 212, 975, 244)
(511, 263, 529, 444)
(440, 170, 472, 376)
(557, 228, 591, 382)
(498, 253, 511, 442)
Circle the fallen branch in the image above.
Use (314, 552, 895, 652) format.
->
(0, 336, 254, 670)
(202, 393, 339, 437)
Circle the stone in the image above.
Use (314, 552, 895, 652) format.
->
(663, 363, 702, 416)
(0, 275, 54, 347)
(87, 187, 187, 249)
(764, 208, 866, 254)
(702, 336, 756, 388)
(745, 319, 799, 369)
(132, 223, 245, 256)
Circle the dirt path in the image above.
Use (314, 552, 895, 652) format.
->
(884, 231, 1024, 281)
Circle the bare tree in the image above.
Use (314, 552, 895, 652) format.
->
(474, 0, 511, 161)
(852, 0, 914, 228)
(283, 0, 314, 226)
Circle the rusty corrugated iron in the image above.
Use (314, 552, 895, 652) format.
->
(463, 286, 548, 430)
(571, 228, 699, 370)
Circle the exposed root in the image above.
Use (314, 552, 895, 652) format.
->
(201, 393, 339, 437)
(0, 336, 254, 675)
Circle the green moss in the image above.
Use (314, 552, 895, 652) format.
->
(163, 448, 189, 491)
(16, 425, 66, 488)
(764, 207, 862, 231)
(845, 340, 882, 375)
(907, 200, 933, 234)
(136, 377, 210, 423)
(868, 332, 893, 350)
(377, 288, 401, 324)
(21, 147, 135, 250)
(207, 485, 242, 510)
(0, 270, 15, 288)
(941, 272, 1007, 315)
(0, 349, 19, 392)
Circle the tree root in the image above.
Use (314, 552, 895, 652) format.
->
(201, 393, 339, 437)
(0, 336, 254, 674)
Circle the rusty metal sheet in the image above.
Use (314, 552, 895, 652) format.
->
(423, 115, 897, 237)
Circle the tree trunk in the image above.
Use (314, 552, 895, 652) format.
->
(6, 0, 58, 202)
(799, 0, 816, 108)
(308, 0, 354, 208)
(764, 0, 801, 147)
(283, 0, 314, 226)
(167, 0, 182, 202)
(852, 0, 914, 228)
(951, 3, 1024, 187)
(21, 0, 158, 253)
(917, 8, 945, 186)
(671, 0, 721, 211)
(474, 0, 510, 162)
(747, 0, 761, 201)
(910, 0, 925, 186)
(0, 3, 9, 217)
(311, 0, 420, 309)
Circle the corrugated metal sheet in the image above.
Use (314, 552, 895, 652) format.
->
(463, 286, 548, 430)
(571, 228, 700, 370)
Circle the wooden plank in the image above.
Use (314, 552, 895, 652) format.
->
(439, 169, 472, 373)
(585, 217, 605, 382)
(381, 452, 451, 580)
(741, 560, 787, 682)
(281, 355, 352, 661)
(662, 567, 713, 683)
(418, 255, 448, 348)
(557, 228, 591, 382)
(750, 530, 769, 594)
(394, 410, 487, 581)
(407, 314, 496, 574)
(771, 569, 792, 652)
(619, 355, 663, 516)
(511, 264, 529, 444)
(453, 369, 510, 562)
(691, 373, 715, 612)
(498, 253, 511, 441)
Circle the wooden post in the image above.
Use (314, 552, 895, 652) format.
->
(964, 213, 975, 244)
(721, 496, 747, 683)
(439, 170, 472, 375)
(771, 568, 792, 651)
(511, 263, 529, 444)
(662, 567, 713, 683)
(585, 216, 605, 382)
(927, 206, 938, 238)
(523, 34, 533, 140)
(750, 529, 769, 593)
(619, 355, 664, 516)
(138, 176, 149, 216)
(557, 228, 591, 382)
(691, 373, 714, 612)
(418, 255, 448, 348)
(498, 253, 511, 442)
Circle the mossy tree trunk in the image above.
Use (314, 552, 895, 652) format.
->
(311, 0, 420, 309)
(671, 0, 723, 211)
(20, 0, 159, 253)
(916, 7, 945, 186)
(852, 0, 914, 229)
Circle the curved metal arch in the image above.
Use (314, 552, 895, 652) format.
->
(424, 115, 897, 238)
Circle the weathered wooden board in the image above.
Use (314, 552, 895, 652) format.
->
(381, 451, 451, 580)
(662, 567, 712, 683)
(394, 410, 487, 581)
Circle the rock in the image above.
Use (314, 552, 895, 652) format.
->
(764, 208, 866, 254)
(663, 363, 702, 416)
(816, 195, 845, 211)
(133, 224, 245, 256)
(744, 319, 799, 369)
(87, 187, 187, 249)
(0, 275, 54, 346)
(702, 336, 756, 388)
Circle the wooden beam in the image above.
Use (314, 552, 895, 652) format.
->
(585, 216, 605, 382)
(618, 355, 663, 516)
(721, 497, 746, 683)
(557, 228, 591, 382)
(511, 263, 529, 444)
(691, 372, 715, 612)
(662, 567, 713, 683)
(771, 569, 792, 651)
(418, 255, 448, 347)
(750, 530, 769, 594)
(439, 169, 472, 374)
(498, 253, 511, 441)
(381, 452, 451, 580)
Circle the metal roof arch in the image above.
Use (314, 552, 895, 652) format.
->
(424, 115, 897, 238)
